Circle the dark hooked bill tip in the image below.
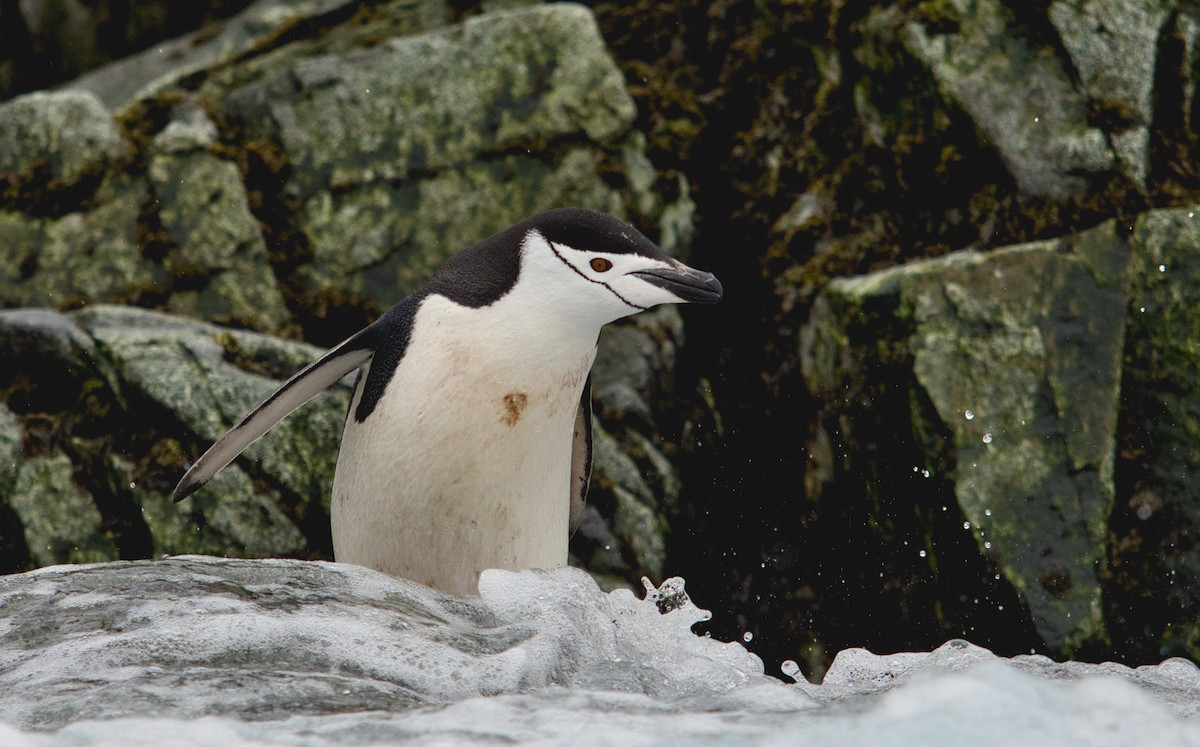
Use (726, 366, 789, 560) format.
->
(632, 267, 724, 304)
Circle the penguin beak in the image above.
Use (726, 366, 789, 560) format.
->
(631, 263, 724, 304)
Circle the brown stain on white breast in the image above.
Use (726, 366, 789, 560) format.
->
(500, 392, 528, 426)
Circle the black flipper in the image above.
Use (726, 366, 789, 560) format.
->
(172, 328, 376, 503)
(569, 374, 593, 536)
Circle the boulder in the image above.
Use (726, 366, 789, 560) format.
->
(1047, 0, 1174, 185)
(802, 219, 1130, 653)
(0, 305, 342, 566)
(0, 90, 129, 186)
(1115, 205, 1200, 656)
(903, 0, 1115, 197)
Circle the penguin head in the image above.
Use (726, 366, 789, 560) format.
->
(511, 208, 723, 327)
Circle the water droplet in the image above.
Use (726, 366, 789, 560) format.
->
(963, 521, 971, 530)
(965, 410, 975, 420)
(984, 541, 992, 549)
(1159, 264, 1167, 272)
(919, 549, 927, 558)
(984, 509, 992, 517)
(743, 631, 754, 643)
(982, 433, 993, 444)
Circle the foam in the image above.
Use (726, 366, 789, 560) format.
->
(1, 558, 1197, 745)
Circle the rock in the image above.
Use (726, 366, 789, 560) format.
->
(0, 180, 153, 309)
(9, 452, 118, 567)
(904, 0, 1114, 197)
(148, 105, 290, 331)
(224, 4, 634, 194)
(0, 306, 346, 570)
(75, 305, 348, 507)
(298, 148, 629, 305)
(64, 0, 397, 109)
(1116, 204, 1200, 655)
(801, 220, 1130, 653)
(1048, 0, 1173, 186)
(0, 90, 128, 185)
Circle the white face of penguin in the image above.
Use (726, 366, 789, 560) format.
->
(517, 228, 724, 328)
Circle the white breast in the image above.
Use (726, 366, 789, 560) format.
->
(330, 292, 597, 595)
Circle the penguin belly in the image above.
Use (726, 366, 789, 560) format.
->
(330, 295, 596, 595)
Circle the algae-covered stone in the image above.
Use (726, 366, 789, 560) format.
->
(9, 452, 118, 567)
(1120, 205, 1200, 654)
(149, 106, 289, 332)
(225, 3, 635, 195)
(67, 0, 434, 109)
(0, 90, 128, 184)
(589, 420, 669, 579)
(904, 0, 1113, 197)
(802, 220, 1130, 653)
(1048, 0, 1173, 185)
(0, 182, 153, 309)
(75, 305, 349, 506)
(0, 305, 344, 565)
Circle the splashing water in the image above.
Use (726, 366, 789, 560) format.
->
(0, 557, 1198, 746)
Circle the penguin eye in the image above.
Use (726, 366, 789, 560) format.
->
(590, 258, 613, 272)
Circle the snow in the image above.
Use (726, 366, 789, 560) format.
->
(0, 556, 1197, 746)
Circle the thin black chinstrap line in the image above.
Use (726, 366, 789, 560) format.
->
(547, 241, 647, 311)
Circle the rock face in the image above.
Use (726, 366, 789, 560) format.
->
(802, 221, 1130, 653)
(1115, 206, 1200, 658)
(0, 1, 691, 587)
(0, 306, 344, 568)
(903, 0, 1121, 197)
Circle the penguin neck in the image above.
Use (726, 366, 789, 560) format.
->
(429, 289, 600, 360)
(420, 291, 600, 375)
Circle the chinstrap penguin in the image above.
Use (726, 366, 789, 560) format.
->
(173, 208, 723, 595)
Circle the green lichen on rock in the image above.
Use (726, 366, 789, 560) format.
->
(0, 180, 153, 309)
(1048, 0, 1173, 185)
(148, 105, 289, 332)
(76, 305, 348, 506)
(0, 306, 345, 567)
(903, 0, 1113, 197)
(589, 421, 667, 579)
(1117, 204, 1200, 656)
(803, 220, 1130, 652)
(10, 452, 119, 567)
(223, 3, 635, 195)
(0, 90, 129, 186)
